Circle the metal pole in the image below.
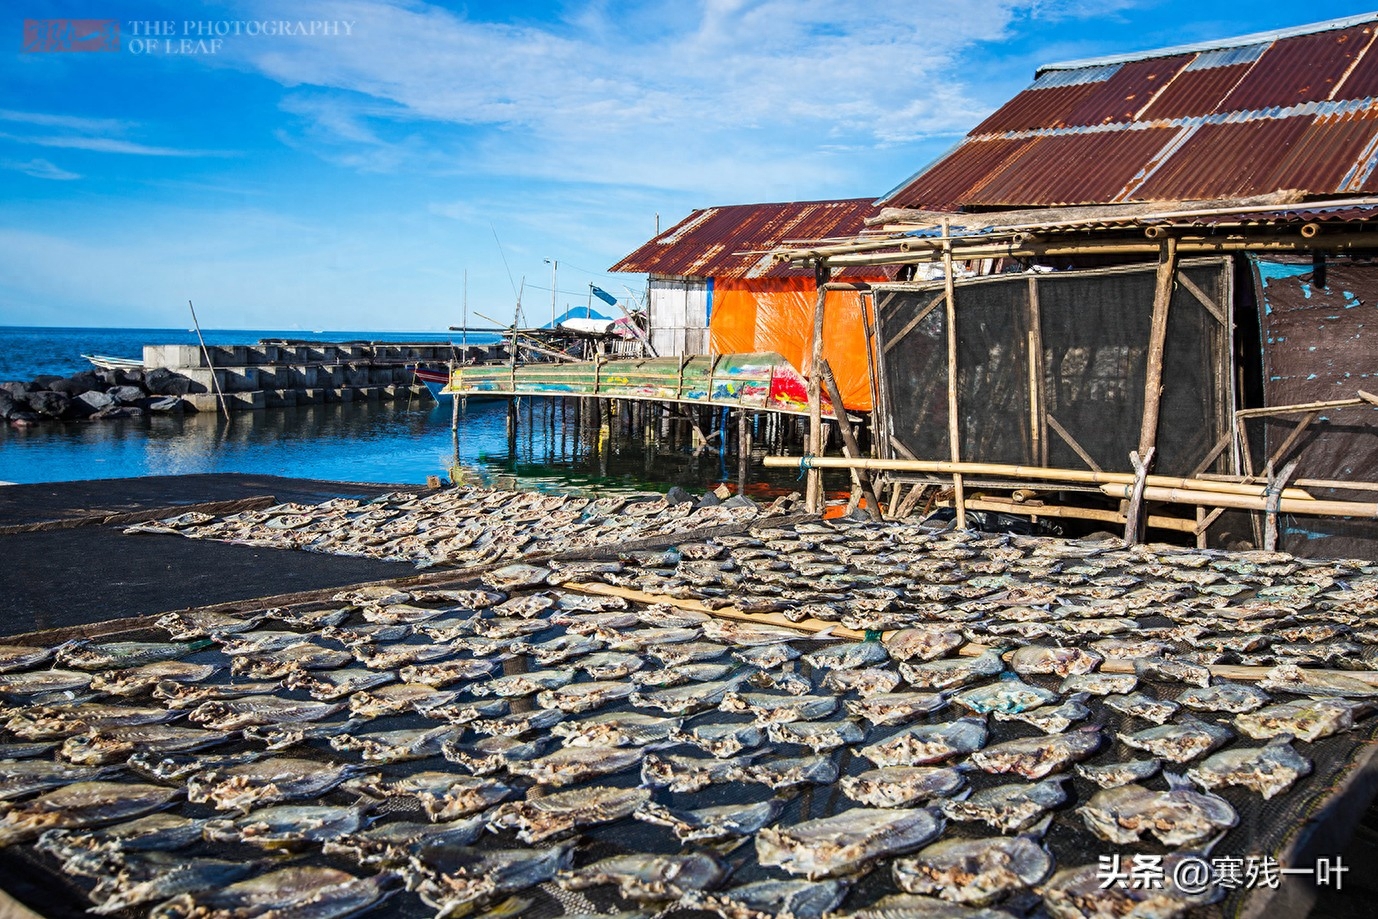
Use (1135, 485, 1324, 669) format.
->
(188, 299, 231, 422)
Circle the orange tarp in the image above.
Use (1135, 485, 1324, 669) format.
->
(710, 277, 878, 411)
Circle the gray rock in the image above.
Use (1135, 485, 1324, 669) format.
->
(695, 491, 722, 509)
(33, 374, 64, 388)
(0, 381, 36, 398)
(666, 486, 694, 505)
(146, 369, 196, 396)
(107, 385, 146, 405)
(143, 396, 184, 413)
(50, 371, 100, 397)
(91, 405, 145, 420)
(27, 390, 71, 418)
(76, 390, 116, 412)
(723, 494, 757, 509)
(0, 391, 14, 420)
(7, 411, 39, 426)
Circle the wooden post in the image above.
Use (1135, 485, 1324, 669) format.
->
(1137, 237, 1179, 460)
(737, 409, 751, 494)
(941, 219, 966, 529)
(819, 360, 882, 520)
(1264, 459, 1300, 552)
(1123, 447, 1154, 545)
(806, 262, 829, 514)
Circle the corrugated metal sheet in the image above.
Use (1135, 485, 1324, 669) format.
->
(1218, 24, 1376, 110)
(963, 127, 1180, 207)
(882, 15, 1378, 209)
(968, 82, 1106, 135)
(609, 198, 883, 280)
(1062, 55, 1192, 126)
(1134, 118, 1317, 201)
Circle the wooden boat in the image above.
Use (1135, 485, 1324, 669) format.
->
(82, 354, 144, 371)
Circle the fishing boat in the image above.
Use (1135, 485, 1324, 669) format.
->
(411, 366, 452, 400)
(82, 354, 144, 372)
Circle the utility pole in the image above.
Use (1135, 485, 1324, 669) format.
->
(544, 258, 558, 329)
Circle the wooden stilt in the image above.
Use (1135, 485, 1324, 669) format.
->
(1264, 458, 1300, 552)
(1136, 237, 1179, 461)
(941, 219, 966, 529)
(806, 262, 829, 514)
(819, 360, 881, 520)
(1123, 447, 1154, 545)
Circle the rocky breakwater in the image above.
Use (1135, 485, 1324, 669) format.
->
(0, 366, 203, 427)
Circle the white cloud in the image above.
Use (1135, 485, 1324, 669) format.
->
(0, 158, 80, 180)
(226, 0, 1044, 195)
(0, 108, 232, 158)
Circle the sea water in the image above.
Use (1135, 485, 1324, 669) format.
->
(0, 326, 796, 495)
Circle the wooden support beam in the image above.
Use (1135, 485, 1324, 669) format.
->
(819, 359, 882, 520)
(806, 264, 830, 514)
(1138, 237, 1179, 461)
(1264, 459, 1301, 552)
(1123, 447, 1154, 545)
(1047, 414, 1103, 473)
(942, 218, 966, 529)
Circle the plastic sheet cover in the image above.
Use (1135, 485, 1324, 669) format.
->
(710, 278, 876, 411)
(1251, 255, 1378, 558)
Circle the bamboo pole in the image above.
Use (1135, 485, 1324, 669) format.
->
(805, 264, 829, 514)
(761, 456, 1314, 499)
(941, 218, 966, 529)
(1099, 483, 1378, 518)
(1138, 238, 1178, 460)
(938, 495, 1196, 533)
(818, 359, 881, 520)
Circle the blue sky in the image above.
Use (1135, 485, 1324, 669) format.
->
(4, 0, 1377, 331)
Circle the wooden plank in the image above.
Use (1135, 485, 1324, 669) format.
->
(1176, 270, 1227, 325)
(1047, 414, 1104, 472)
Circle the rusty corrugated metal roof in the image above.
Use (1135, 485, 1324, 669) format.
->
(609, 198, 886, 280)
(883, 13, 1378, 210)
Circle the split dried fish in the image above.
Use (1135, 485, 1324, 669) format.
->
(0, 669, 92, 697)
(1260, 663, 1378, 697)
(1117, 717, 1232, 763)
(1186, 737, 1312, 798)
(1078, 776, 1237, 846)
(756, 807, 944, 879)
(1009, 645, 1102, 677)
(188, 696, 344, 731)
(283, 666, 397, 700)
(824, 667, 902, 696)
(241, 717, 365, 751)
(422, 698, 510, 726)
(323, 817, 485, 868)
(471, 669, 575, 698)
(841, 766, 965, 808)
(0, 781, 179, 847)
(1177, 682, 1271, 714)
(506, 744, 644, 786)
(631, 672, 753, 715)
(1075, 758, 1162, 789)
(398, 658, 498, 687)
(57, 639, 213, 671)
(846, 691, 949, 727)
(884, 627, 965, 662)
(127, 750, 263, 783)
(642, 752, 756, 792)
(0, 760, 115, 799)
(898, 651, 1005, 691)
(7, 703, 183, 740)
(536, 679, 635, 713)
(352, 771, 517, 821)
(1236, 698, 1371, 742)
(231, 643, 354, 678)
(805, 641, 889, 671)
(442, 735, 554, 775)
(858, 716, 988, 767)
(155, 610, 263, 640)
(684, 878, 847, 919)
(552, 712, 682, 748)
(487, 786, 649, 843)
(353, 641, 457, 670)
(893, 828, 1054, 906)
(60, 723, 230, 766)
(635, 797, 783, 842)
(1040, 858, 1223, 919)
(1134, 657, 1212, 688)
(468, 707, 564, 737)
(1104, 692, 1180, 725)
(578, 651, 644, 680)
(560, 851, 728, 901)
(86, 852, 254, 915)
(766, 718, 865, 751)
(1058, 672, 1137, 696)
(406, 840, 572, 916)
(953, 677, 1058, 715)
(720, 692, 837, 724)
(202, 803, 368, 849)
(969, 727, 1102, 779)
(733, 643, 801, 669)
(149, 866, 398, 919)
(631, 661, 735, 687)
(349, 683, 461, 717)
(88, 660, 220, 696)
(994, 693, 1091, 734)
(187, 756, 360, 811)
(734, 754, 840, 790)
(331, 724, 463, 763)
(942, 777, 1069, 833)
(669, 721, 764, 758)
(152, 680, 280, 708)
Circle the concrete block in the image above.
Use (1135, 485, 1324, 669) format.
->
(182, 393, 221, 412)
(227, 390, 265, 410)
(265, 389, 298, 409)
(354, 386, 381, 401)
(343, 366, 371, 386)
(144, 344, 204, 369)
(324, 388, 353, 402)
(298, 388, 325, 405)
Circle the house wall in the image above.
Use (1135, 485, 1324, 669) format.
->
(647, 277, 711, 356)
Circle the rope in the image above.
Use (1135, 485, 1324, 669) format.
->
(798, 454, 814, 480)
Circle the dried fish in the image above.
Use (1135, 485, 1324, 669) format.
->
(1104, 692, 1180, 725)
(155, 610, 263, 640)
(884, 627, 965, 662)
(482, 563, 553, 591)
(127, 750, 264, 783)
(188, 696, 344, 731)
(1134, 657, 1212, 688)
(1078, 776, 1237, 846)
(1041, 857, 1223, 919)
(560, 851, 728, 900)
(953, 676, 1058, 715)
(187, 756, 360, 811)
(669, 721, 764, 758)
(536, 680, 635, 713)
(471, 669, 575, 698)
(969, 727, 1102, 779)
(805, 641, 889, 671)
(57, 639, 213, 671)
(578, 652, 645, 680)
(283, 666, 397, 700)
(893, 828, 1054, 905)
(36, 813, 205, 867)
(552, 712, 682, 748)
(766, 718, 865, 751)
(635, 797, 783, 842)
(352, 641, 456, 670)
(241, 718, 366, 751)
(468, 707, 564, 737)
(88, 660, 220, 696)
(898, 651, 1005, 691)
(642, 752, 756, 792)
(735, 754, 840, 790)
(350, 771, 516, 821)
(506, 744, 644, 786)
(60, 723, 230, 766)
(1058, 672, 1137, 696)
(1010, 645, 1102, 677)
(330, 724, 463, 763)
(701, 619, 811, 646)
(994, 693, 1091, 734)
(756, 807, 944, 879)
(1177, 682, 1271, 714)
(1117, 717, 1232, 763)
(841, 766, 965, 808)
(1236, 698, 1371, 742)
(153, 680, 280, 708)
(202, 803, 368, 849)
(399, 658, 499, 687)
(720, 692, 837, 724)
(323, 817, 485, 868)
(1260, 664, 1378, 697)
(0, 669, 92, 697)
(824, 667, 902, 696)
(423, 698, 510, 726)
(631, 672, 753, 715)
(1075, 758, 1162, 789)
(0, 760, 115, 799)
(149, 866, 398, 919)
(733, 644, 802, 669)
(488, 786, 650, 843)
(846, 691, 949, 727)
(349, 683, 461, 717)
(858, 716, 988, 767)
(685, 878, 847, 919)
(942, 778, 1070, 833)
(442, 735, 554, 775)
(86, 852, 254, 915)
(1186, 737, 1312, 799)
(406, 840, 571, 915)
(0, 781, 179, 847)
(7, 703, 183, 740)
